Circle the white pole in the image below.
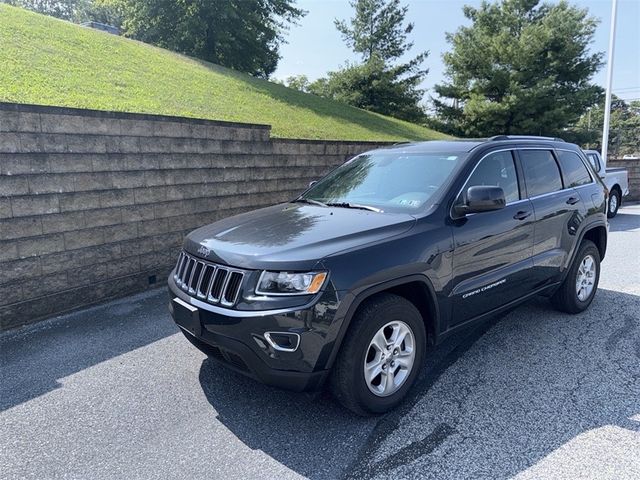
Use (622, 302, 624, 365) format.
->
(601, 0, 618, 162)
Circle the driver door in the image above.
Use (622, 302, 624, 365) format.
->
(450, 150, 535, 325)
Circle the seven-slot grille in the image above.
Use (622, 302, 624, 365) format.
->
(173, 251, 245, 307)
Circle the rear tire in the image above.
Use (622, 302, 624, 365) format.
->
(330, 293, 426, 416)
(607, 189, 620, 218)
(551, 240, 600, 313)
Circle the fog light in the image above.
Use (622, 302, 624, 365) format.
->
(264, 332, 300, 352)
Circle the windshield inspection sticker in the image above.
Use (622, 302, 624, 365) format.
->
(397, 199, 421, 207)
(462, 278, 506, 299)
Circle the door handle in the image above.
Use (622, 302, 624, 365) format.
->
(513, 210, 531, 220)
(566, 197, 580, 205)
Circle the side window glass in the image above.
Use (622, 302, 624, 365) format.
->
(465, 151, 519, 203)
(587, 153, 600, 171)
(519, 150, 563, 197)
(557, 151, 592, 187)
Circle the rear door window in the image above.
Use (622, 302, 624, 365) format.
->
(519, 150, 563, 198)
(557, 151, 592, 187)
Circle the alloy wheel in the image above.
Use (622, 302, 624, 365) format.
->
(364, 321, 415, 397)
(609, 194, 618, 214)
(575, 254, 596, 302)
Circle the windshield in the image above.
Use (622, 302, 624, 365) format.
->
(299, 151, 465, 213)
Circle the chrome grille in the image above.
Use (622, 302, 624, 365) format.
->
(173, 251, 245, 307)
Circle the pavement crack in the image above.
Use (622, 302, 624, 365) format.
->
(345, 423, 455, 479)
(605, 315, 637, 353)
(340, 321, 497, 480)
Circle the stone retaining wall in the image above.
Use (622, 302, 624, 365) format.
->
(0, 103, 389, 330)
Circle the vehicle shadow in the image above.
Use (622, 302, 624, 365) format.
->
(197, 358, 373, 480)
(348, 288, 640, 479)
(0, 288, 176, 412)
(608, 211, 640, 232)
(198, 288, 639, 479)
(197, 314, 500, 479)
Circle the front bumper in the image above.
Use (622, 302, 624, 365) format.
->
(167, 273, 340, 391)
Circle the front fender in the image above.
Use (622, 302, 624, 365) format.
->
(319, 273, 441, 371)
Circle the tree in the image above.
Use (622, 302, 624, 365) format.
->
(3, 0, 79, 20)
(335, 0, 416, 63)
(323, 0, 428, 122)
(2, 0, 122, 26)
(74, 0, 123, 27)
(433, 0, 604, 137)
(283, 74, 311, 93)
(105, 0, 305, 78)
(318, 57, 427, 122)
(568, 97, 640, 156)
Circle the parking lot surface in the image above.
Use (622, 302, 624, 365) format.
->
(2, 205, 639, 480)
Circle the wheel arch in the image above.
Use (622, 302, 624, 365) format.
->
(325, 275, 440, 371)
(582, 224, 607, 261)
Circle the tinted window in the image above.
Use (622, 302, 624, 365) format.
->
(557, 151, 592, 187)
(302, 151, 465, 213)
(586, 153, 601, 171)
(464, 151, 519, 203)
(520, 150, 563, 197)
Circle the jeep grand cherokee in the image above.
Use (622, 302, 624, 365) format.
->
(168, 136, 608, 415)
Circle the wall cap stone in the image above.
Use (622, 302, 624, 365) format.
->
(0, 102, 272, 131)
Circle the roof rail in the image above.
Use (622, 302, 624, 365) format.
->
(488, 135, 565, 142)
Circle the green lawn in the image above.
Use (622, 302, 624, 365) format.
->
(0, 5, 448, 141)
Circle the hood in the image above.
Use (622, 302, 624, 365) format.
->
(184, 203, 416, 271)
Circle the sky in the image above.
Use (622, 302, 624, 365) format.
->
(274, 0, 640, 102)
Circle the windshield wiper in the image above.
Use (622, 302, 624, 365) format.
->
(292, 198, 328, 207)
(326, 202, 383, 213)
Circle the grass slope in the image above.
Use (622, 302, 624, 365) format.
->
(0, 5, 448, 141)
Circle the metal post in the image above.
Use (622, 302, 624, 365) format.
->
(601, 0, 618, 162)
(587, 108, 591, 150)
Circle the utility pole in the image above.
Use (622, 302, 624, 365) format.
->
(587, 107, 592, 150)
(601, 0, 618, 162)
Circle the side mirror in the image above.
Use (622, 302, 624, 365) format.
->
(308, 181, 317, 188)
(454, 185, 506, 216)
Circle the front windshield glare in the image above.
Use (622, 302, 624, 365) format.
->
(301, 151, 464, 213)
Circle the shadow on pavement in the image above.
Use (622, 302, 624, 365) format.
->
(3, 278, 637, 478)
(198, 289, 639, 479)
(608, 211, 640, 232)
(197, 312, 500, 479)
(0, 288, 175, 412)
(197, 357, 372, 480)
(347, 288, 640, 479)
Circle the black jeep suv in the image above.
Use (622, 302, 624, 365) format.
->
(168, 136, 608, 415)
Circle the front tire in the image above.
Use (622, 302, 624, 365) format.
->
(330, 293, 426, 416)
(551, 240, 600, 313)
(607, 189, 620, 218)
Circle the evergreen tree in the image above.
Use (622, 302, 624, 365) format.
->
(433, 0, 603, 137)
(322, 0, 428, 122)
(335, 0, 417, 63)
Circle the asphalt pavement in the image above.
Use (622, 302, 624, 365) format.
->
(1, 205, 639, 480)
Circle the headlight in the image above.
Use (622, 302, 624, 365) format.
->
(256, 271, 327, 296)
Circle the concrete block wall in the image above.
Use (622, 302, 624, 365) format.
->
(0, 103, 389, 330)
(608, 158, 640, 201)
